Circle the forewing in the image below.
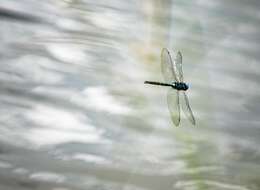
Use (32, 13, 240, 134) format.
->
(174, 51, 184, 82)
(161, 48, 178, 83)
(167, 89, 180, 126)
(180, 91, 195, 125)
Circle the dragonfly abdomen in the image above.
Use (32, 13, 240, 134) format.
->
(144, 81, 172, 87)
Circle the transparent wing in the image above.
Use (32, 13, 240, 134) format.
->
(180, 91, 195, 125)
(167, 89, 180, 126)
(174, 51, 184, 82)
(161, 48, 179, 83)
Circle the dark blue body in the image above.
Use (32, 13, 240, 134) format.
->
(144, 81, 189, 91)
(172, 82, 189, 91)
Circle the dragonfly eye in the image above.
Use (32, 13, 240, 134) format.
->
(186, 83, 189, 90)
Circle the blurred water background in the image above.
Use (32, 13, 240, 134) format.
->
(1, 0, 260, 190)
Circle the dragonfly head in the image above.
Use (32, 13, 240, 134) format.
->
(184, 83, 189, 90)
(186, 83, 189, 90)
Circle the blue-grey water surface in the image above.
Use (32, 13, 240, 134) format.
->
(1, 0, 260, 190)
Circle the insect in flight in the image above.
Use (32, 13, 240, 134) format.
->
(144, 48, 196, 126)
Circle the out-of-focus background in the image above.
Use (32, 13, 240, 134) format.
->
(1, 0, 260, 190)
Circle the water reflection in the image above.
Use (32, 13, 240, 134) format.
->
(0, 0, 260, 190)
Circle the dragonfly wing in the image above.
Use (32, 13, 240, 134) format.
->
(174, 51, 184, 82)
(167, 89, 180, 126)
(180, 91, 195, 125)
(161, 48, 179, 83)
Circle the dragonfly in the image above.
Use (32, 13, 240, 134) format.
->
(144, 48, 196, 126)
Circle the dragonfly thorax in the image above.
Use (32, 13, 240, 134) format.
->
(173, 82, 189, 91)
